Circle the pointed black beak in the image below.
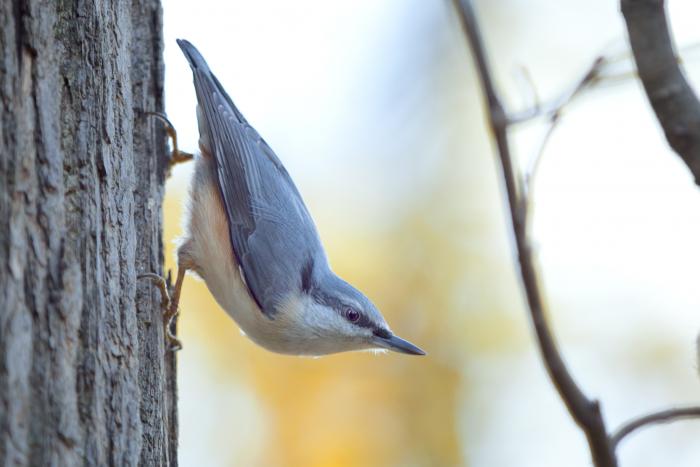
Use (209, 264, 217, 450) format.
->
(372, 333, 426, 356)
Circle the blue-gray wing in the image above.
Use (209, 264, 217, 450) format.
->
(178, 39, 325, 317)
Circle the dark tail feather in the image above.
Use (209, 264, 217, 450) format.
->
(177, 39, 211, 72)
(176, 39, 248, 125)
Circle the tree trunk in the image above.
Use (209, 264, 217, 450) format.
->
(0, 1, 176, 466)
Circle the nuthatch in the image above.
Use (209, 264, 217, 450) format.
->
(143, 40, 424, 356)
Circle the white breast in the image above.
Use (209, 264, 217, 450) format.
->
(177, 156, 309, 354)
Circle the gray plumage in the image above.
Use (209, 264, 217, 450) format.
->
(178, 39, 326, 319)
(176, 39, 424, 356)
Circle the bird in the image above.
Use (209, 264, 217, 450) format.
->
(141, 39, 425, 357)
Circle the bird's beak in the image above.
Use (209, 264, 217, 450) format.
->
(372, 333, 426, 356)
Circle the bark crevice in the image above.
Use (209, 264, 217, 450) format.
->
(0, 1, 175, 465)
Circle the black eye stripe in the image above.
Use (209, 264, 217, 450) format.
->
(348, 312, 373, 329)
(339, 304, 372, 328)
(312, 289, 375, 329)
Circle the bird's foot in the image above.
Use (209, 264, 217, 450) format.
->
(146, 111, 194, 176)
(138, 272, 183, 351)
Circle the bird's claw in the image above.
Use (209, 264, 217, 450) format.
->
(138, 272, 183, 352)
(146, 111, 194, 174)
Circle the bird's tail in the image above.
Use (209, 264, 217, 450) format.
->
(176, 39, 248, 125)
(177, 39, 210, 72)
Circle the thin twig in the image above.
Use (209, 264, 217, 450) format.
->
(514, 55, 608, 195)
(512, 65, 541, 117)
(524, 113, 559, 200)
(521, 35, 700, 197)
(519, 56, 612, 199)
(523, 113, 561, 215)
(509, 37, 700, 128)
(508, 56, 606, 125)
(611, 406, 700, 448)
(450, 1, 617, 466)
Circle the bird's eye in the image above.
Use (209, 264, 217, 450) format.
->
(345, 308, 361, 323)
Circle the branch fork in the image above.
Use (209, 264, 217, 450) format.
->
(450, 1, 700, 465)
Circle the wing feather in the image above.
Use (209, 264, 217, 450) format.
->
(178, 39, 325, 317)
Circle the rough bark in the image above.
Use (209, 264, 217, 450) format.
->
(0, 1, 176, 466)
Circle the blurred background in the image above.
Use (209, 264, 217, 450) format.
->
(162, 1, 700, 466)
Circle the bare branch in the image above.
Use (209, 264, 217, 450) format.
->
(509, 56, 606, 125)
(450, 2, 617, 466)
(512, 65, 541, 117)
(621, 0, 700, 186)
(611, 407, 700, 448)
(512, 37, 700, 187)
(520, 54, 623, 195)
(523, 113, 561, 218)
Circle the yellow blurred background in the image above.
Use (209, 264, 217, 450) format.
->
(162, 1, 700, 466)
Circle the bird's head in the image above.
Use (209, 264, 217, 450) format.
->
(282, 267, 425, 356)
